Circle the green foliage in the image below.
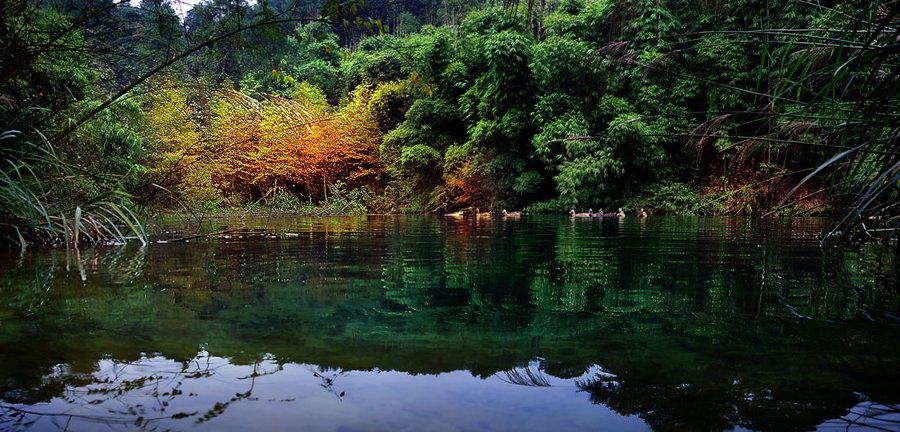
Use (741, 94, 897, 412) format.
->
(532, 93, 584, 127)
(460, 29, 534, 155)
(2, 0, 896, 243)
(693, 35, 754, 111)
(0, 133, 146, 246)
(291, 61, 342, 101)
(625, 181, 711, 215)
(378, 95, 464, 206)
(594, 95, 632, 123)
(459, 7, 525, 37)
(367, 81, 419, 133)
(341, 42, 411, 94)
(623, 0, 678, 48)
(380, 125, 420, 169)
(0, 4, 154, 245)
(74, 99, 144, 187)
(512, 170, 546, 198)
(289, 81, 331, 114)
(533, 113, 591, 164)
(397, 12, 422, 36)
(291, 23, 342, 66)
(404, 98, 463, 142)
(559, 0, 586, 15)
(530, 36, 594, 94)
(380, 97, 463, 166)
(544, 0, 613, 44)
(1, 7, 96, 133)
(555, 146, 623, 207)
(401, 145, 442, 173)
(408, 28, 461, 97)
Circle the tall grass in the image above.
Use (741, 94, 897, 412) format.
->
(770, 5, 900, 244)
(0, 130, 146, 247)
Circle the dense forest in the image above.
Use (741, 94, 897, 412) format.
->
(1, 0, 898, 245)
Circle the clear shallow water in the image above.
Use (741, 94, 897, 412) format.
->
(0, 215, 898, 431)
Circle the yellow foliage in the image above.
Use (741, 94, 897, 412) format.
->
(144, 78, 220, 205)
(144, 79, 386, 205)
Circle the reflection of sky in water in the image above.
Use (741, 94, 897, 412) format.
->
(15, 353, 900, 431)
(2, 216, 897, 431)
(26, 354, 648, 431)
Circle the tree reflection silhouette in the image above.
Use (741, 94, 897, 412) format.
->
(0, 216, 897, 431)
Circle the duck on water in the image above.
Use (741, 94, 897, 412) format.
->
(445, 208, 524, 219)
(567, 208, 642, 218)
(502, 210, 522, 219)
(570, 209, 592, 218)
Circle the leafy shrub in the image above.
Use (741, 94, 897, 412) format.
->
(400, 145, 442, 173)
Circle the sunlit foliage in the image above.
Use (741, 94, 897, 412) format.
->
(143, 79, 383, 205)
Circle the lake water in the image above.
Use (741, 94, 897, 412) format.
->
(0, 216, 898, 431)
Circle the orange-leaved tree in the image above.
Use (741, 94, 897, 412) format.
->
(202, 82, 383, 203)
(207, 88, 262, 198)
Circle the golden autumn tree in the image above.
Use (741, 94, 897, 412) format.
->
(279, 85, 383, 201)
(207, 88, 263, 199)
(335, 85, 384, 192)
(146, 78, 385, 207)
(143, 78, 221, 205)
(201, 82, 384, 204)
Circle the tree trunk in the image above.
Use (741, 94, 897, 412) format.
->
(527, 0, 533, 35)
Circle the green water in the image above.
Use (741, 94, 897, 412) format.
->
(0, 216, 898, 431)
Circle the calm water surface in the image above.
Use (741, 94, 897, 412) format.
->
(0, 216, 898, 431)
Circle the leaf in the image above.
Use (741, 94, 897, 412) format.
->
(777, 144, 863, 209)
(73, 206, 81, 247)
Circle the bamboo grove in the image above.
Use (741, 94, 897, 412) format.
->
(1, 0, 898, 245)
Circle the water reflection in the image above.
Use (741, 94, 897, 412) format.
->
(1, 353, 644, 432)
(0, 216, 898, 431)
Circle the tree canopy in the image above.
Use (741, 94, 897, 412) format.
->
(1, 0, 897, 245)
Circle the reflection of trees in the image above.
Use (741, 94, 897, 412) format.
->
(577, 371, 845, 431)
(570, 317, 900, 431)
(2, 353, 214, 431)
(576, 369, 896, 432)
(0, 352, 303, 432)
(831, 403, 900, 432)
(1, 216, 898, 431)
(576, 342, 900, 431)
(497, 360, 552, 387)
(310, 366, 347, 400)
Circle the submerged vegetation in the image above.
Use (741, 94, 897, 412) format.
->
(0, 0, 898, 245)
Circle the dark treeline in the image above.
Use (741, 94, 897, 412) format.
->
(0, 0, 898, 245)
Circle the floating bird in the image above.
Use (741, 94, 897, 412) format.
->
(570, 209, 592, 218)
(502, 209, 522, 218)
(639, 208, 648, 218)
(616, 208, 626, 218)
(446, 207, 475, 217)
(476, 208, 492, 219)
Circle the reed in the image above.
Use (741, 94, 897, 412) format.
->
(0, 131, 146, 247)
